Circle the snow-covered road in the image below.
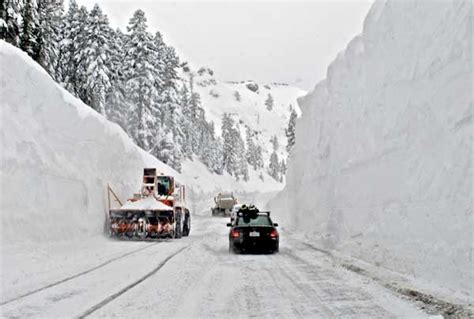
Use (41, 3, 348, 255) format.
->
(1, 216, 432, 318)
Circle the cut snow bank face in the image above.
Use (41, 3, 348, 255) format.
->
(0, 41, 177, 246)
(270, 0, 472, 301)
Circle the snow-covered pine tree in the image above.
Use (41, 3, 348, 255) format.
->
(237, 132, 249, 181)
(151, 31, 165, 94)
(171, 146, 182, 172)
(255, 144, 264, 169)
(161, 87, 186, 159)
(270, 135, 279, 151)
(162, 45, 180, 89)
(209, 136, 224, 174)
(122, 9, 159, 150)
(280, 158, 287, 175)
(108, 28, 125, 83)
(57, 0, 78, 86)
(156, 32, 183, 152)
(60, 4, 89, 98)
(35, 0, 63, 79)
(221, 113, 239, 176)
(179, 76, 218, 174)
(196, 121, 211, 167)
(268, 151, 280, 182)
(265, 93, 274, 111)
(79, 4, 112, 115)
(234, 90, 241, 102)
(188, 73, 199, 122)
(179, 74, 223, 174)
(286, 106, 297, 154)
(268, 135, 281, 181)
(245, 126, 258, 170)
(105, 28, 128, 128)
(1, 0, 22, 46)
(105, 78, 129, 131)
(152, 131, 181, 172)
(19, 0, 38, 57)
(221, 114, 248, 179)
(178, 83, 194, 160)
(197, 120, 217, 172)
(188, 74, 203, 153)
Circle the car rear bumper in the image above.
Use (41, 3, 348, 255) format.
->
(230, 238, 279, 252)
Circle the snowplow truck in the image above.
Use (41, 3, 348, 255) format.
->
(107, 168, 191, 239)
(211, 192, 237, 217)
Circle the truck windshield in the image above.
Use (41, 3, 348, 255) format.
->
(157, 176, 171, 195)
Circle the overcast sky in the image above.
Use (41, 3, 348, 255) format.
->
(76, 0, 373, 90)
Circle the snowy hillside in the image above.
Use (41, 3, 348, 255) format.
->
(1, 0, 305, 191)
(0, 41, 285, 245)
(0, 41, 178, 245)
(192, 67, 305, 163)
(270, 0, 472, 302)
(0, 41, 285, 300)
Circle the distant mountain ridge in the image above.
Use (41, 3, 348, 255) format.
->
(188, 65, 306, 180)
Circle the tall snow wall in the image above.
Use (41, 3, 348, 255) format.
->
(271, 0, 472, 299)
(0, 42, 177, 246)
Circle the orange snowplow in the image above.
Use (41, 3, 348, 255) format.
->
(107, 168, 191, 239)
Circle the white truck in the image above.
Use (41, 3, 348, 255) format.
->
(211, 192, 237, 217)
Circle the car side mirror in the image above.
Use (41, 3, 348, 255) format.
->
(226, 223, 232, 227)
(273, 223, 279, 227)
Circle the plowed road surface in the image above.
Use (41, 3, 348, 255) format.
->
(1, 216, 432, 318)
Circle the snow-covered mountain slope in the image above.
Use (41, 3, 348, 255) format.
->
(0, 42, 287, 300)
(270, 0, 472, 302)
(0, 41, 179, 246)
(0, 41, 283, 249)
(192, 67, 306, 163)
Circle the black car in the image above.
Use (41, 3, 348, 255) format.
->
(227, 211, 279, 254)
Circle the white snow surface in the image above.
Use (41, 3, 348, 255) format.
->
(119, 196, 172, 211)
(270, 0, 473, 302)
(0, 216, 434, 318)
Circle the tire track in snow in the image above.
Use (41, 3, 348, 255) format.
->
(290, 238, 473, 318)
(77, 245, 188, 318)
(0, 242, 160, 306)
(270, 251, 338, 318)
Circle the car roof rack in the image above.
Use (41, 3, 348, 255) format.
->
(236, 209, 271, 217)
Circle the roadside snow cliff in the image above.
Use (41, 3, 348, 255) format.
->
(271, 0, 472, 300)
(0, 41, 176, 245)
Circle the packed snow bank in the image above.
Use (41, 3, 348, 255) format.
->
(0, 41, 177, 246)
(119, 197, 172, 211)
(271, 0, 472, 301)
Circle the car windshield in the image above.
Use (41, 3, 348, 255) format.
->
(236, 215, 272, 227)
